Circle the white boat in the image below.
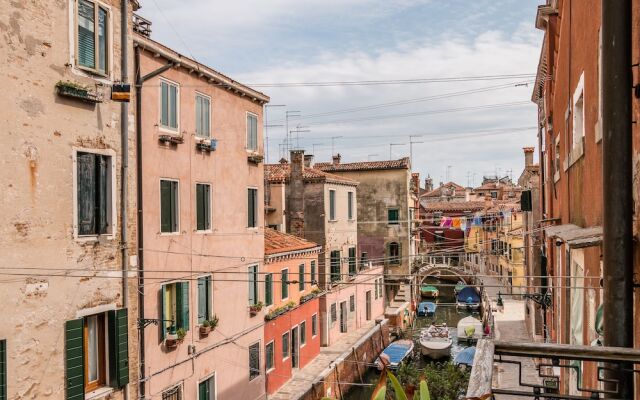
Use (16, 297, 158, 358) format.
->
(457, 316, 484, 344)
(419, 325, 452, 359)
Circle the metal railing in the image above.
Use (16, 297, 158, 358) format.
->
(466, 339, 640, 399)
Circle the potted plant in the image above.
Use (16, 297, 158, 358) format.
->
(55, 80, 102, 103)
(209, 314, 219, 330)
(176, 328, 187, 344)
(165, 326, 179, 349)
(249, 301, 264, 316)
(199, 320, 211, 336)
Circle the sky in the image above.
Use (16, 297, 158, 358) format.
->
(138, 0, 543, 188)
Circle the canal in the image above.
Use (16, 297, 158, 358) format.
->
(344, 278, 478, 399)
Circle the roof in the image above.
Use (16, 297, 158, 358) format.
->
(544, 224, 603, 248)
(422, 200, 486, 212)
(265, 164, 358, 185)
(421, 182, 466, 198)
(264, 228, 320, 256)
(314, 157, 410, 172)
(134, 34, 270, 104)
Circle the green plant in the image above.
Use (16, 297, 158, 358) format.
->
(395, 362, 469, 400)
(56, 80, 89, 91)
(250, 302, 264, 312)
(176, 328, 187, 340)
(208, 315, 219, 329)
(202, 320, 211, 328)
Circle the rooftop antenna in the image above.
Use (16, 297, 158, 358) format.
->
(264, 104, 285, 164)
(409, 135, 424, 168)
(331, 136, 343, 157)
(285, 110, 301, 159)
(290, 124, 311, 149)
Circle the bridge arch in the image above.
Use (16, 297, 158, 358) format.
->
(416, 264, 471, 285)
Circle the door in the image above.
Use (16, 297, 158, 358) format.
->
(340, 301, 348, 333)
(366, 290, 372, 321)
(291, 326, 299, 369)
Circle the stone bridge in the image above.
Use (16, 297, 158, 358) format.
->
(415, 263, 472, 285)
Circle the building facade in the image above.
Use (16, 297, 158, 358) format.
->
(135, 27, 270, 400)
(0, 1, 139, 399)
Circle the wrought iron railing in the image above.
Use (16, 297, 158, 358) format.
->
(466, 339, 640, 399)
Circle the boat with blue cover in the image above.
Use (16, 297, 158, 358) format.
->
(374, 339, 414, 370)
(456, 286, 480, 310)
(454, 346, 476, 366)
(454, 281, 466, 295)
(420, 285, 439, 298)
(417, 301, 437, 317)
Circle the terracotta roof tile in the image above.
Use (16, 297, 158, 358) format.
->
(264, 228, 319, 255)
(422, 200, 486, 212)
(265, 164, 357, 185)
(421, 182, 466, 198)
(314, 157, 410, 172)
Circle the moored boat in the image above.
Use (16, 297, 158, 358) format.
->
(454, 346, 476, 366)
(456, 286, 480, 310)
(456, 315, 483, 343)
(454, 281, 466, 295)
(375, 339, 414, 370)
(419, 324, 452, 359)
(417, 301, 437, 317)
(420, 285, 439, 298)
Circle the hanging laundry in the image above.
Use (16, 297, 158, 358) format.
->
(452, 217, 461, 229)
(460, 218, 467, 231)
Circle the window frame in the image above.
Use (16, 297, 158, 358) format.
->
(247, 187, 259, 228)
(195, 92, 212, 139)
(330, 250, 341, 283)
(159, 78, 180, 133)
(387, 208, 400, 225)
(197, 275, 213, 325)
(328, 189, 337, 221)
(347, 191, 354, 220)
(248, 341, 261, 381)
(310, 260, 317, 285)
(248, 265, 259, 306)
(73, 147, 117, 240)
(311, 314, 318, 337)
(298, 263, 305, 291)
(161, 281, 190, 334)
(75, 0, 112, 77)
(198, 372, 217, 400)
(162, 384, 183, 400)
(300, 321, 307, 347)
(84, 313, 107, 392)
(264, 273, 273, 306)
(388, 242, 400, 265)
(246, 112, 259, 152)
(349, 294, 355, 313)
(195, 182, 212, 232)
(265, 341, 275, 373)
(282, 332, 290, 360)
(348, 247, 357, 277)
(330, 303, 337, 324)
(160, 178, 180, 234)
(281, 268, 289, 300)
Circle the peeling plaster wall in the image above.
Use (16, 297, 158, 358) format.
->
(0, 0, 138, 399)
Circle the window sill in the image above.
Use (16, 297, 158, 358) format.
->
(85, 387, 114, 400)
(159, 232, 181, 236)
(195, 229, 213, 234)
(75, 234, 115, 242)
(266, 367, 275, 374)
(159, 127, 180, 135)
(328, 219, 338, 223)
(72, 64, 112, 84)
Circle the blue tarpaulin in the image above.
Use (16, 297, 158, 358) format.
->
(456, 287, 480, 304)
(454, 346, 476, 366)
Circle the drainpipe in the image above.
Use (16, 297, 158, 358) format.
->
(135, 43, 174, 399)
(602, 0, 633, 397)
(119, 1, 130, 399)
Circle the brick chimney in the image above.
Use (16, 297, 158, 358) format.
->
(411, 173, 420, 194)
(523, 147, 535, 167)
(288, 150, 305, 237)
(332, 153, 341, 165)
(304, 154, 314, 168)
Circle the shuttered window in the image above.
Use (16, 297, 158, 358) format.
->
(347, 192, 354, 220)
(282, 332, 290, 359)
(264, 273, 273, 306)
(160, 81, 179, 130)
(329, 190, 336, 220)
(298, 264, 305, 291)
(348, 247, 357, 277)
(247, 188, 258, 228)
(249, 342, 260, 380)
(160, 180, 179, 233)
(195, 94, 211, 138)
(388, 208, 399, 225)
(312, 314, 318, 336)
(349, 295, 355, 313)
(265, 341, 274, 371)
(330, 250, 341, 282)
(66, 319, 85, 400)
(198, 375, 215, 400)
(281, 269, 289, 300)
(77, 152, 110, 236)
(246, 114, 258, 151)
(388, 242, 401, 265)
(161, 283, 190, 338)
(107, 309, 129, 388)
(300, 321, 306, 345)
(162, 385, 182, 400)
(248, 265, 258, 305)
(77, 0, 109, 74)
(196, 183, 211, 231)
(197, 276, 212, 324)
(330, 303, 337, 323)
(310, 261, 316, 284)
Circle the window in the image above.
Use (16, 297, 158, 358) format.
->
(378, 278, 384, 299)
(162, 385, 183, 400)
(310, 261, 316, 285)
(299, 264, 305, 291)
(374, 279, 379, 300)
(265, 341, 274, 371)
(199, 375, 216, 400)
(347, 192, 354, 220)
(490, 191, 498, 199)
(300, 321, 306, 345)
(388, 208, 399, 225)
(311, 314, 318, 336)
(247, 113, 258, 151)
(195, 94, 211, 138)
(248, 265, 258, 306)
(433, 212, 442, 225)
(349, 294, 355, 313)
(0, 340, 4, 400)
(264, 273, 273, 306)
(76, 0, 109, 75)
(282, 332, 290, 359)
(329, 190, 336, 220)
(330, 303, 337, 324)
(281, 269, 289, 300)
(330, 250, 341, 282)
(160, 80, 179, 131)
(161, 282, 190, 335)
(573, 73, 585, 151)
(64, 309, 129, 397)
(366, 290, 372, 320)
(195, 183, 211, 231)
(249, 342, 260, 381)
(247, 188, 258, 228)
(197, 276, 212, 324)
(348, 247, 357, 277)
(160, 180, 179, 233)
(76, 151, 113, 237)
(388, 242, 400, 265)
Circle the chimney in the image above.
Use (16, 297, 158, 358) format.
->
(523, 147, 535, 167)
(425, 176, 433, 192)
(288, 150, 305, 237)
(332, 153, 341, 165)
(465, 187, 472, 202)
(304, 154, 314, 168)
(279, 157, 288, 164)
(411, 173, 420, 194)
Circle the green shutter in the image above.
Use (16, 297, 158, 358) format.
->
(0, 339, 6, 400)
(65, 319, 85, 400)
(161, 82, 169, 126)
(160, 285, 167, 340)
(77, 0, 95, 69)
(77, 152, 96, 235)
(264, 274, 273, 306)
(299, 264, 305, 291)
(198, 380, 209, 400)
(108, 309, 129, 388)
(177, 282, 190, 331)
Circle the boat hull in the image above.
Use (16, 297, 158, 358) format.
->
(419, 342, 452, 359)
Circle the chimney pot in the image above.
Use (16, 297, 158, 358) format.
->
(332, 153, 341, 165)
(304, 154, 314, 168)
(523, 147, 535, 167)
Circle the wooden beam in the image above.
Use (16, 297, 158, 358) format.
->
(466, 339, 494, 399)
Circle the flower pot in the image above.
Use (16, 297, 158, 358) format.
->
(199, 325, 211, 336)
(165, 338, 178, 349)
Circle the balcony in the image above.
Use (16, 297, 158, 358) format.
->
(466, 339, 640, 399)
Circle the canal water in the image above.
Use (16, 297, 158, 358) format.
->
(344, 278, 478, 399)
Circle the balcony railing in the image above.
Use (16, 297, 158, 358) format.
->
(467, 339, 640, 399)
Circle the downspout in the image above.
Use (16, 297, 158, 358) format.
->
(119, 1, 130, 399)
(135, 42, 174, 399)
(602, 0, 633, 397)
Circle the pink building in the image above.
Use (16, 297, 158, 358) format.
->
(134, 26, 270, 400)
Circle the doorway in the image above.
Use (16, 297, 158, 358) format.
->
(340, 301, 348, 333)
